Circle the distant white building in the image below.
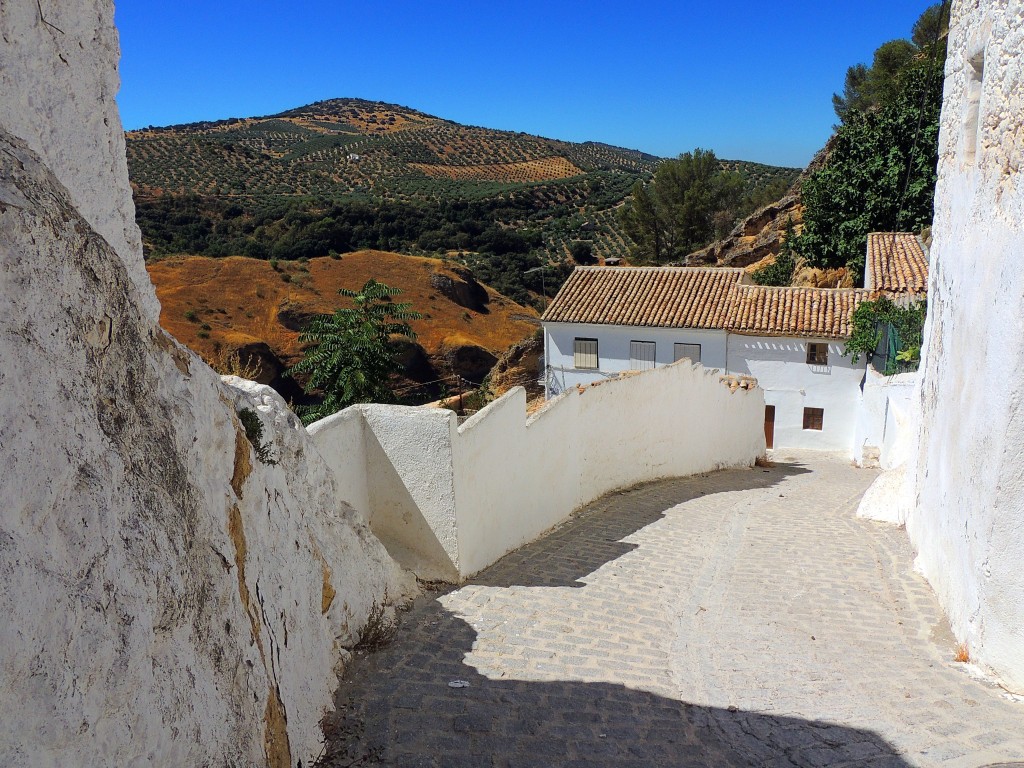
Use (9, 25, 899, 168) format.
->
(541, 239, 925, 456)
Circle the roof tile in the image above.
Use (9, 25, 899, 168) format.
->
(866, 232, 929, 294)
(543, 266, 874, 340)
(541, 267, 744, 329)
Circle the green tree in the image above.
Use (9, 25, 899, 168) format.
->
(751, 218, 798, 286)
(287, 279, 421, 424)
(832, 3, 947, 122)
(619, 148, 743, 264)
(798, 58, 943, 282)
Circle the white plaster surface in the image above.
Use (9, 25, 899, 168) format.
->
(311, 362, 765, 580)
(727, 335, 866, 454)
(904, 0, 1024, 692)
(853, 367, 918, 468)
(0, 5, 413, 765)
(0, 0, 158, 321)
(544, 322, 727, 394)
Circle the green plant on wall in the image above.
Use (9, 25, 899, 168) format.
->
(845, 296, 926, 374)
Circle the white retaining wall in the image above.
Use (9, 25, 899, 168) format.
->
(901, 0, 1024, 692)
(311, 361, 765, 580)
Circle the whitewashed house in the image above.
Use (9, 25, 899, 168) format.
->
(726, 283, 871, 452)
(541, 266, 874, 453)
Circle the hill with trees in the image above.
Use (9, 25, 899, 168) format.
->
(127, 99, 799, 302)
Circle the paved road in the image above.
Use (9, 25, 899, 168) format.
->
(322, 454, 1024, 767)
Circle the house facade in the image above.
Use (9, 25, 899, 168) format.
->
(542, 245, 923, 456)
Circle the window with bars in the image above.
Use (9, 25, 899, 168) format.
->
(803, 407, 824, 431)
(674, 343, 701, 364)
(573, 338, 599, 369)
(630, 341, 656, 371)
(806, 343, 829, 365)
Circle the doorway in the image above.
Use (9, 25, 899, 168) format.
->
(764, 405, 775, 449)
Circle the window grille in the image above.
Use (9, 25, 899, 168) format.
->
(803, 407, 824, 431)
(806, 343, 829, 365)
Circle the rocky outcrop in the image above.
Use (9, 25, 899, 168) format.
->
(488, 332, 544, 400)
(686, 137, 836, 268)
(429, 266, 490, 312)
(0, 4, 413, 767)
(688, 194, 804, 268)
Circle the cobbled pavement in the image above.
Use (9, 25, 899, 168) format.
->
(321, 453, 1024, 767)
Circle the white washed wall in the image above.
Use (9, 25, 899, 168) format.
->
(544, 322, 728, 394)
(853, 367, 918, 468)
(0, 4, 414, 764)
(726, 335, 866, 454)
(903, 0, 1024, 692)
(311, 362, 765, 580)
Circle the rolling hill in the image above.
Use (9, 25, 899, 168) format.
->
(127, 98, 800, 281)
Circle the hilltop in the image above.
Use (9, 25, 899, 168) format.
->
(127, 98, 800, 287)
(146, 250, 539, 402)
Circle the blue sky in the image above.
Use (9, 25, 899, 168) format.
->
(115, 1, 930, 169)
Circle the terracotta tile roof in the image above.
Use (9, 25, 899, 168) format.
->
(541, 267, 744, 329)
(865, 232, 929, 294)
(727, 284, 872, 339)
(543, 266, 873, 340)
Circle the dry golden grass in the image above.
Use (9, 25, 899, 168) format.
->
(410, 156, 582, 183)
(147, 250, 538, 372)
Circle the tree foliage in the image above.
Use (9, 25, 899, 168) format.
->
(799, 3, 948, 284)
(619, 148, 743, 264)
(287, 279, 421, 424)
(799, 60, 943, 282)
(844, 295, 927, 373)
(751, 218, 798, 286)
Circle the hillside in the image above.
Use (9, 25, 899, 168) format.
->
(147, 250, 539, 402)
(127, 98, 800, 282)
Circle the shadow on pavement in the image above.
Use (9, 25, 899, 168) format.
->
(319, 462, 906, 768)
(475, 462, 812, 589)
(321, 599, 907, 768)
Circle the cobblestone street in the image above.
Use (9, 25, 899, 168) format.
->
(322, 454, 1024, 767)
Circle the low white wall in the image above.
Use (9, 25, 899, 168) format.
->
(853, 367, 918, 468)
(311, 405, 461, 582)
(311, 362, 764, 581)
(727, 335, 866, 455)
(306, 407, 370, 520)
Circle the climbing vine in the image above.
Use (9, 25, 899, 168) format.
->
(845, 296, 927, 373)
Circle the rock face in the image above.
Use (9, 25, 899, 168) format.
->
(429, 266, 490, 312)
(488, 332, 544, 400)
(902, 0, 1024, 693)
(686, 138, 835, 269)
(0, 3, 412, 767)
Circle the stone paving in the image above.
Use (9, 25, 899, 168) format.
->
(321, 453, 1024, 767)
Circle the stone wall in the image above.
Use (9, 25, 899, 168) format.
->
(0, 3, 413, 766)
(905, 0, 1024, 691)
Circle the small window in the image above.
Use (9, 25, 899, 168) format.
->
(806, 343, 829, 365)
(629, 340, 656, 371)
(803, 407, 824, 431)
(574, 338, 599, 369)
(674, 343, 702, 364)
